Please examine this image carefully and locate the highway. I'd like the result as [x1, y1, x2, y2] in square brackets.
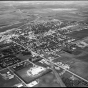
[11, 39, 88, 83]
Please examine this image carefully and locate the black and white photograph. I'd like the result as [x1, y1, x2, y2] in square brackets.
[0, 0, 88, 87]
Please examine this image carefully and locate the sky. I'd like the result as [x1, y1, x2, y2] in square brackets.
[0, 1, 88, 6]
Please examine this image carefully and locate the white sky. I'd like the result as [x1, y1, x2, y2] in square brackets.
[1, 1, 88, 6]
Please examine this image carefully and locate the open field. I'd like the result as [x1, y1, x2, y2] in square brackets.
[0, 1, 88, 87]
